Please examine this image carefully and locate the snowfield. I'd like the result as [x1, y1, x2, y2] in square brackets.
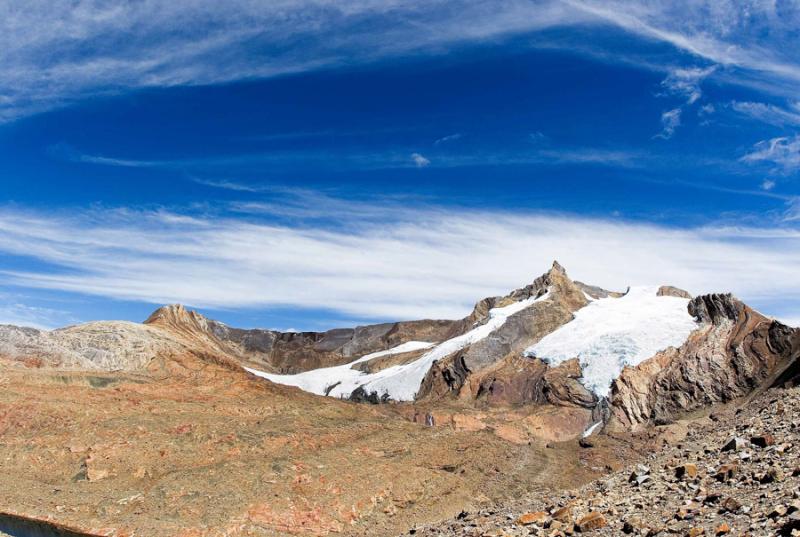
[524, 286, 698, 397]
[246, 292, 549, 401]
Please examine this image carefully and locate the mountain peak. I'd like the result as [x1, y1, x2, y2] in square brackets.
[550, 259, 566, 274]
[144, 303, 210, 330]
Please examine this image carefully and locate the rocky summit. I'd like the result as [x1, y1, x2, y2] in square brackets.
[0, 262, 797, 536]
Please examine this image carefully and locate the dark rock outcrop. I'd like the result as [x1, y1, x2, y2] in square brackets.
[687, 293, 743, 324]
[348, 386, 390, 404]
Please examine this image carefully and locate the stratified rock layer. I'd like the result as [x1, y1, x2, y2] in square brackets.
[610, 294, 800, 430]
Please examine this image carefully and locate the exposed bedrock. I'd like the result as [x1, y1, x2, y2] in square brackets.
[0, 321, 182, 371]
[687, 292, 743, 324]
[145, 303, 458, 373]
[418, 351, 599, 410]
[609, 294, 800, 431]
[657, 285, 692, 299]
[416, 262, 598, 404]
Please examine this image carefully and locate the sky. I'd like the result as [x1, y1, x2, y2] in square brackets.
[1, 0, 799, 330]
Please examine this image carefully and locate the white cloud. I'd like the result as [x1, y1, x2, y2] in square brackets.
[785, 198, 800, 222]
[730, 101, 800, 127]
[434, 133, 462, 145]
[410, 153, 431, 167]
[529, 131, 547, 143]
[565, 0, 800, 90]
[66, 144, 645, 172]
[661, 66, 715, 105]
[741, 135, 800, 172]
[192, 178, 275, 193]
[698, 103, 715, 116]
[2, 0, 800, 121]
[535, 148, 641, 167]
[779, 317, 800, 328]
[0, 297, 73, 330]
[0, 202, 798, 323]
[761, 179, 776, 191]
[654, 66, 713, 135]
[656, 108, 682, 139]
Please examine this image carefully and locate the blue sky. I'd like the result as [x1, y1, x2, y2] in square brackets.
[1, 1, 799, 330]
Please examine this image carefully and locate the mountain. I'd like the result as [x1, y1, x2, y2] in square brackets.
[0, 262, 797, 536]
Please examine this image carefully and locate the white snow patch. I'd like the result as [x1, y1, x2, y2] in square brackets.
[525, 286, 698, 397]
[582, 421, 602, 438]
[246, 292, 549, 401]
[347, 340, 435, 365]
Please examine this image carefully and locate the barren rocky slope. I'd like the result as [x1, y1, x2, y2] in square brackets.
[0, 347, 635, 537]
[409, 385, 800, 536]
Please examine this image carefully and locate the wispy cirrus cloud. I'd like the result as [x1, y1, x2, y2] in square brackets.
[730, 101, 800, 128]
[656, 108, 682, 139]
[57, 143, 650, 172]
[0, 293, 75, 330]
[3, 1, 800, 122]
[534, 148, 641, 167]
[660, 66, 715, 105]
[652, 65, 714, 137]
[785, 198, 800, 222]
[434, 133, 463, 145]
[191, 178, 273, 193]
[0, 197, 798, 324]
[741, 135, 800, 173]
[564, 0, 800, 91]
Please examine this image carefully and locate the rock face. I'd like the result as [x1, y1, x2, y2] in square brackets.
[609, 294, 800, 430]
[417, 262, 596, 405]
[0, 321, 182, 371]
[145, 304, 458, 374]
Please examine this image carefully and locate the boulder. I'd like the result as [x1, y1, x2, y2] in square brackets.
[721, 437, 747, 452]
[750, 434, 775, 448]
[675, 463, 698, 480]
[576, 511, 607, 531]
[516, 511, 548, 526]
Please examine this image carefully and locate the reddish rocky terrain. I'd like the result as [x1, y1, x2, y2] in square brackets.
[0, 349, 633, 536]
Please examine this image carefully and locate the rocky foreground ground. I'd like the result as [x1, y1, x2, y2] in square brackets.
[408, 386, 800, 537]
[0, 354, 638, 537]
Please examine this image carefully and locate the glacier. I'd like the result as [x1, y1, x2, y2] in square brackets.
[524, 286, 698, 397]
